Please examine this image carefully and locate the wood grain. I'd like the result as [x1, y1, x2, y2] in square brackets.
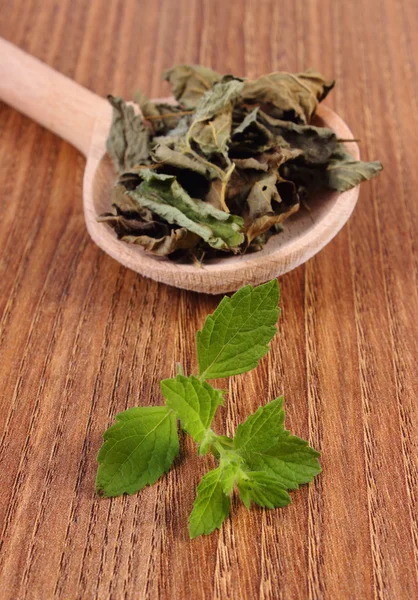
[0, 0, 416, 598]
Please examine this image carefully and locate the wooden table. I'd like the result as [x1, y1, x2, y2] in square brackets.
[0, 1, 417, 598]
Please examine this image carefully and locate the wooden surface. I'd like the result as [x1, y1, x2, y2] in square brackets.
[0, 0, 417, 598]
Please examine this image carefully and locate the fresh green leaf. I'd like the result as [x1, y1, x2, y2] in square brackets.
[106, 95, 150, 173]
[96, 279, 323, 539]
[164, 64, 222, 108]
[236, 431, 321, 490]
[129, 170, 244, 250]
[197, 279, 280, 379]
[219, 461, 242, 495]
[189, 468, 230, 538]
[160, 375, 224, 448]
[237, 471, 291, 509]
[96, 406, 179, 497]
[234, 397, 286, 451]
[234, 396, 321, 489]
[234, 397, 321, 489]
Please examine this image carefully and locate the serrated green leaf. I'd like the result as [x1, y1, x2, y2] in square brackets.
[237, 471, 291, 509]
[210, 435, 234, 459]
[234, 396, 321, 489]
[128, 170, 244, 251]
[96, 406, 179, 497]
[234, 397, 285, 451]
[160, 375, 224, 447]
[237, 431, 321, 490]
[219, 461, 241, 495]
[189, 468, 230, 538]
[197, 279, 280, 379]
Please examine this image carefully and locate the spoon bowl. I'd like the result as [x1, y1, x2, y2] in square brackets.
[85, 103, 359, 293]
[1, 38, 360, 294]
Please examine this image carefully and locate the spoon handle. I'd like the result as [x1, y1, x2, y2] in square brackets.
[0, 37, 109, 156]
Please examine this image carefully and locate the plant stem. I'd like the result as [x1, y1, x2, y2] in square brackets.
[176, 363, 184, 375]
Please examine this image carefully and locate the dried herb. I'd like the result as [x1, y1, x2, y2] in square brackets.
[96, 280, 321, 538]
[241, 70, 335, 124]
[100, 65, 383, 259]
[106, 95, 151, 172]
[163, 64, 222, 108]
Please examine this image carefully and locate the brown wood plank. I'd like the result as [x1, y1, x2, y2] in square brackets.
[0, 1, 417, 598]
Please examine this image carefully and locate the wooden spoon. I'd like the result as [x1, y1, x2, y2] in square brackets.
[0, 38, 360, 294]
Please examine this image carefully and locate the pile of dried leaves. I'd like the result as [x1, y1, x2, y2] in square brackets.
[100, 65, 382, 260]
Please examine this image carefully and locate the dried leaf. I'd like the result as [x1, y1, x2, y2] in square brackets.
[233, 157, 270, 172]
[191, 109, 232, 157]
[230, 109, 275, 155]
[187, 79, 244, 158]
[233, 107, 260, 135]
[245, 173, 300, 243]
[98, 186, 200, 256]
[102, 65, 382, 261]
[325, 147, 383, 191]
[242, 69, 335, 124]
[281, 145, 383, 193]
[164, 65, 222, 108]
[247, 173, 281, 214]
[192, 78, 244, 125]
[129, 170, 244, 251]
[258, 112, 338, 164]
[98, 185, 164, 235]
[234, 148, 303, 172]
[121, 227, 199, 256]
[246, 203, 300, 244]
[151, 138, 217, 179]
[134, 90, 189, 133]
[106, 95, 150, 173]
